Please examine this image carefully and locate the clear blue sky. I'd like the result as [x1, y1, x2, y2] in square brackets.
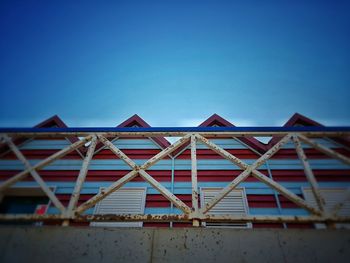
[0, 0, 349, 127]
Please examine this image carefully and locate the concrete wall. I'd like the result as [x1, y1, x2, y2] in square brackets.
[0, 227, 349, 263]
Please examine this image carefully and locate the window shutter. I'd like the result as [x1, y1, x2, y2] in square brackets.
[303, 188, 350, 229]
[201, 188, 251, 228]
[91, 188, 146, 227]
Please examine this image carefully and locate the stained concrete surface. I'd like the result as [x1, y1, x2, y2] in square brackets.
[0, 227, 349, 263]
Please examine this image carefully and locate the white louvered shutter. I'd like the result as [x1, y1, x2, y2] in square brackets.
[303, 188, 350, 229]
[201, 188, 251, 228]
[91, 188, 146, 227]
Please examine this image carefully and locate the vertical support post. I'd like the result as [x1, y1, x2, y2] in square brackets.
[292, 135, 325, 212]
[62, 136, 98, 226]
[191, 134, 200, 227]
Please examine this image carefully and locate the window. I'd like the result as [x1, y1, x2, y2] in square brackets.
[91, 187, 146, 227]
[0, 187, 49, 225]
[200, 188, 251, 228]
[0, 187, 49, 215]
[303, 188, 350, 229]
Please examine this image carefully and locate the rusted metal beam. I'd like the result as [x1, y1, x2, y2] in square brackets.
[1, 213, 350, 224]
[67, 136, 98, 214]
[298, 134, 350, 166]
[2, 135, 66, 214]
[250, 170, 321, 215]
[292, 135, 325, 211]
[1, 131, 349, 138]
[76, 135, 193, 215]
[75, 170, 139, 214]
[138, 169, 192, 214]
[141, 134, 191, 169]
[190, 135, 200, 226]
[0, 135, 92, 193]
[197, 134, 321, 215]
[97, 135, 137, 169]
[197, 134, 292, 214]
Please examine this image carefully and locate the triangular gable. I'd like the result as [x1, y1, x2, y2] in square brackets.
[173, 114, 267, 156]
[0, 115, 82, 156]
[94, 114, 171, 153]
[267, 113, 350, 148]
[282, 113, 323, 127]
[267, 113, 322, 148]
[199, 114, 267, 153]
[34, 115, 69, 128]
[117, 114, 170, 149]
[34, 115, 81, 147]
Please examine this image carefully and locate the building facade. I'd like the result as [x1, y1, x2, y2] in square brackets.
[0, 113, 349, 228]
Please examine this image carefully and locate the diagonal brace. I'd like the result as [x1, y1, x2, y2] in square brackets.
[0, 135, 92, 193]
[292, 134, 325, 211]
[67, 136, 98, 215]
[196, 134, 321, 215]
[76, 135, 192, 214]
[2, 135, 66, 213]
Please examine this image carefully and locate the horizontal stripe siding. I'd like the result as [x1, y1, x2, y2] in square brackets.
[18, 139, 161, 150]
[1, 169, 348, 183]
[111, 139, 161, 149]
[195, 139, 251, 149]
[3, 180, 348, 217]
[0, 159, 348, 170]
[270, 170, 350, 182]
[280, 138, 341, 149]
[272, 148, 350, 159]
[249, 208, 308, 216]
[247, 195, 277, 208]
[12, 138, 348, 154]
[3, 148, 349, 160]
[7, 181, 350, 195]
[0, 170, 173, 182]
[178, 148, 349, 159]
[2, 150, 83, 160]
[138, 194, 279, 209]
[19, 140, 72, 150]
[176, 149, 260, 159]
[93, 149, 166, 159]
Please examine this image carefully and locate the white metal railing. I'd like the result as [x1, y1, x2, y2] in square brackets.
[0, 127, 350, 227]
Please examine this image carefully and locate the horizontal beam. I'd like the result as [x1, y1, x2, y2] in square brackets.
[0, 127, 349, 138]
[1, 126, 350, 133]
[1, 214, 350, 223]
[0, 132, 348, 138]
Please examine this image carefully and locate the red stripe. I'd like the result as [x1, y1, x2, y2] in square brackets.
[176, 149, 260, 159]
[271, 148, 350, 159]
[93, 149, 170, 159]
[175, 170, 269, 182]
[1, 150, 82, 160]
[247, 195, 277, 208]
[271, 170, 350, 182]
[279, 195, 302, 208]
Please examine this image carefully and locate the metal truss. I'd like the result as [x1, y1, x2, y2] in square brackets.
[0, 127, 350, 227]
